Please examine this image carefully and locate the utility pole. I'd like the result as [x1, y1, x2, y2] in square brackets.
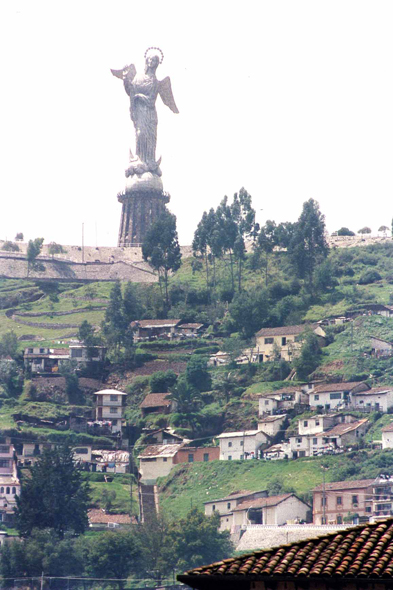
[321, 465, 328, 524]
[82, 222, 85, 263]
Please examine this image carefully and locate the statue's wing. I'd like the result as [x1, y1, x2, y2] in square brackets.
[158, 76, 179, 113]
[110, 64, 136, 81]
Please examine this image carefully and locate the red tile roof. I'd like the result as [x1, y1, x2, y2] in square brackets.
[179, 519, 393, 582]
[313, 381, 368, 393]
[256, 324, 317, 337]
[382, 422, 393, 433]
[88, 509, 132, 524]
[140, 393, 171, 408]
[312, 478, 374, 492]
[232, 493, 304, 512]
[323, 418, 368, 437]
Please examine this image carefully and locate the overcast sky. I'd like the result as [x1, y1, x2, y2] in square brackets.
[1, 0, 393, 247]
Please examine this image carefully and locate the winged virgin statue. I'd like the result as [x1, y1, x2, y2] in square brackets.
[111, 47, 178, 178]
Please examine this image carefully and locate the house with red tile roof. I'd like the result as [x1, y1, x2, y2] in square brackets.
[289, 418, 369, 458]
[88, 509, 134, 529]
[231, 493, 311, 528]
[131, 319, 181, 341]
[350, 386, 393, 413]
[139, 393, 175, 417]
[309, 381, 369, 410]
[312, 478, 374, 525]
[178, 519, 393, 589]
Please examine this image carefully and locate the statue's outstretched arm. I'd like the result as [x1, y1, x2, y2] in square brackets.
[158, 77, 179, 114]
[111, 64, 137, 96]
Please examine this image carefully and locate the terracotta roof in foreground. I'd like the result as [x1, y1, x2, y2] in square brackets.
[179, 519, 393, 582]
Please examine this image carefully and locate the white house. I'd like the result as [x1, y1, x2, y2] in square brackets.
[138, 444, 182, 483]
[382, 423, 393, 449]
[289, 418, 369, 458]
[309, 382, 369, 410]
[350, 387, 393, 413]
[257, 415, 286, 437]
[94, 389, 127, 433]
[69, 344, 106, 365]
[216, 430, 271, 460]
[204, 490, 268, 531]
[258, 388, 307, 416]
[231, 493, 311, 527]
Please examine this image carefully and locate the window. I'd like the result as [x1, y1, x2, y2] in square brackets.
[110, 407, 118, 414]
[352, 495, 358, 505]
[228, 456, 232, 461]
[304, 421, 308, 427]
[11, 487, 15, 494]
[240, 455, 244, 460]
[321, 497, 327, 507]
[0, 446, 9, 454]
[315, 421, 320, 426]
[72, 349, 83, 358]
[314, 395, 319, 401]
[281, 337, 287, 346]
[212, 505, 215, 511]
[203, 453, 209, 462]
[110, 395, 118, 402]
[296, 438, 302, 443]
[337, 515, 343, 524]
[39, 348, 45, 354]
[240, 441, 244, 446]
[337, 496, 342, 505]
[265, 400, 269, 405]
[227, 502, 231, 509]
[228, 442, 232, 447]
[6, 488, 9, 495]
[313, 438, 318, 445]
[73, 448, 88, 455]
[28, 348, 33, 354]
[163, 457, 167, 462]
[365, 506, 371, 513]
[112, 419, 118, 425]
[264, 338, 274, 344]
[0, 460, 9, 468]
[188, 454, 194, 463]
[321, 517, 326, 524]
[0, 488, 3, 494]
[330, 392, 342, 400]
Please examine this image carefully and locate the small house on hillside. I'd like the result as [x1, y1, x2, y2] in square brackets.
[216, 430, 271, 460]
[138, 443, 218, 483]
[141, 427, 187, 445]
[24, 347, 69, 374]
[289, 418, 369, 458]
[69, 344, 106, 365]
[350, 386, 393, 413]
[309, 381, 369, 410]
[371, 336, 393, 357]
[258, 388, 308, 415]
[131, 319, 181, 341]
[88, 509, 133, 530]
[382, 423, 393, 449]
[204, 490, 268, 523]
[230, 493, 311, 527]
[254, 324, 326, 363]
[257, 414, 286, 437]
[176, 323, 204, 336]
[139, 393, 175, 417]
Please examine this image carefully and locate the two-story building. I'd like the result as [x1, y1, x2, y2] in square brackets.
[257, 415, 287, 437]
[350, 386, 393, 413]
[258, 388, 308, 415]
[216, 430, 271, 460]
[309, 381, 369, 410]
[312, 479, 374, 525]
[381, 422, 393, 449]
[231, 493, 311, 527]
[93, 389, 127, 433]
[204, 490, 268, 530]
[254, 324, 326, 363]
[69, 344, 106, 366]
[138, 443, 219, 483]
[24, 347, 69, 374]
[0, 438, 20, 524]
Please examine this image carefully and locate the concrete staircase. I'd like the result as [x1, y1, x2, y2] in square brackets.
[139, 482, 158, 523]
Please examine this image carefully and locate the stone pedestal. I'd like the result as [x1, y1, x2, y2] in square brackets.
[117, 170, 170, 247]
[117, 190, 170, 247]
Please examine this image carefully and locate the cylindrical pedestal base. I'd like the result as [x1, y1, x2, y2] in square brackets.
[117, 190, 170, 247]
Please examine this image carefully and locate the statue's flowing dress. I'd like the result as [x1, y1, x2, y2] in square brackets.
[126, 72, 159, 164]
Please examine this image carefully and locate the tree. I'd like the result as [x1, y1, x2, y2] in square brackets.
[26, 237, 44, 275]
[337, 227, 355, 236]
[78, 320, 98, 347]
[101, 488, 116, 513]
[289, 199, 328, 287]
[228, 288, 269, 339]
[293, 332, 323, 380]
[379, 225, 389, 236]
[48, 242, 66, 258]
[253, 220, 277, 285]
[186, 355, 211, 392]
[135, 514, 176, 582]
[171, 508, 233, 572]
[2, 241, 19, 252]
[168, 375, 202, 431]
[59, 360, 81, 403]
[83, 530, 140, 585]
[358, 227, 371, 234]
[14, 232, 24, 241]
[102, 281, 128, 351]
[15, 446, 90, 538]
[142, 211, 182, 310]
[150, 369, 177, 393]
[0, 331, 18, 360]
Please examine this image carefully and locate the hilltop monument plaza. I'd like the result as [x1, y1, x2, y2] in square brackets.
[111, 47, 179, 247]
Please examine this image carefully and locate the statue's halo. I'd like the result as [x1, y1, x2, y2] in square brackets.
[144, 46, 164, 64]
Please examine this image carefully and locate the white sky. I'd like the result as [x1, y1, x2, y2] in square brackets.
[1, 0, 393, 247]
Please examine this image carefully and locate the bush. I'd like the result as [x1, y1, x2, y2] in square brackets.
[193, 346, 219, 355]
[358, 270, 382, 285]
[2, 241, 20, 252]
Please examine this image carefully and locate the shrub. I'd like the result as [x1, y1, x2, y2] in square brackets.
[2, 241, 19, 252]
[337, 227, 355, 236]
[193, 346, 219, 355]
[358, 270, 382, 285]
